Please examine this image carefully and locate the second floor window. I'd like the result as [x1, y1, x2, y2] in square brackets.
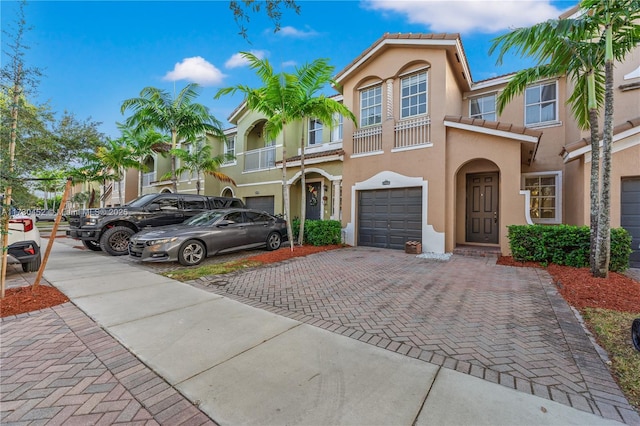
[525, 82, 557, 126]
[469, 94, 496, 121]
[224, 136, 235, 163]
[360, 85, 382, 127]
[331, 113, 343, 142]
[401, 71, 428, 119]
[309, 119, 323, 145]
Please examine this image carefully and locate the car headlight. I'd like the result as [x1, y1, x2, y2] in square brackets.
[146, 237, 178, 246]
[84, 214, 100, 225]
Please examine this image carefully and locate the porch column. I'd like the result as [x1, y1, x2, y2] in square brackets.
[332, 179, 341, 220]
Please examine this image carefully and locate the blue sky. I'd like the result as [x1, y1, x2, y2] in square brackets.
[2, 0, 579, 138]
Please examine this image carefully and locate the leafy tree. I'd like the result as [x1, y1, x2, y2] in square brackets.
[489, 0, 639, 277]
[291, 58, 355, 244]
[216, 53, 300, 249]
[117, 123, 170, 196]
[94, 138, 138, 206]
[121, 84, 225, 193]
[229, 0, 300, 39]
[168, 137, 235, 195]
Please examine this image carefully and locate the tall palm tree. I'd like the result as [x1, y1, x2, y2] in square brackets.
[121, 84, 225, 192]
[216, 53, 302, 250]
[489, 0, 639, 277]
[117, 123, 170, 196]
[168, 136, 236, 195]
[292, 59, 356, 244]
[95, 138, 138, 206]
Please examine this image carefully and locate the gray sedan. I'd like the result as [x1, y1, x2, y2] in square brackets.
[128, 208, 286, 266]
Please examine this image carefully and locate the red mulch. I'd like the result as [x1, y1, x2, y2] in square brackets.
[245, 244, 345, 263]
[499, 256, 640, 314]
[1, 286, 69, 318]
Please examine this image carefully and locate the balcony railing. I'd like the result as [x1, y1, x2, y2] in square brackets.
[353, 125, 382, 154]
[244, 145, 276, 172]
[142, 172, 156, 187]
[394, 116, 430, 149]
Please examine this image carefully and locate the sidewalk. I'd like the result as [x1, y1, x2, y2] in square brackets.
[1, 239, 633, 425]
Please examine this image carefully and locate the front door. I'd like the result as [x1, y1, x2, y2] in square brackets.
[306, 182, 322, 220]
[466, 173, 499, 244]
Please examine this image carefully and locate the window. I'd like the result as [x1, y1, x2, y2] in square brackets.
[224, 136, 235, 163]
[331, 113, 343, 142]
[469, 94, 496, 120]
[525, 82, 557, 126]
[182, 195, 206, 210]
[360, 85, 382, 127]
[401, 71, 428, 119]
[523, 172, 562, 223]
[309, 119, 323, 145]
[156, 196, 179, 210]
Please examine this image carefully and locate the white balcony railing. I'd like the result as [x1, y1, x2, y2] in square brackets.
[394, 116, 430, 149]
[244, 145, 276, 172]
[142, 171, 156, 187]
[353, 125, 382, 154]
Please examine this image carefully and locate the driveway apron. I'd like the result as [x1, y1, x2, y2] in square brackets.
[189, 246, 639, 423]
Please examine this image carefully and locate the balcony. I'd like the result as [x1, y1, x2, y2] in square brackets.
[353, 125, 382, 154]
[142, 172, 156, 187]
[394, 116, 430, 149]
[244, 145, 276, 172]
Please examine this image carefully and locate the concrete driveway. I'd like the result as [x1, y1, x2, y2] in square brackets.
[183, 246, 638, 422]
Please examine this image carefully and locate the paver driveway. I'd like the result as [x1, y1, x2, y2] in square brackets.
[187, 246, 638, 423]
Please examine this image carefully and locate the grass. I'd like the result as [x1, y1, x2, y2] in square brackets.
[581, 308, 640, 411]
[162, 259, 263, 281]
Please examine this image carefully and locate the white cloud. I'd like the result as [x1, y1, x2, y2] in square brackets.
[362, 0, 569, 33]
[225, 50, 268, 69]
[277, 25, 319, 38]
[163, 56, 225, 86]
[281, 60, 297, 68]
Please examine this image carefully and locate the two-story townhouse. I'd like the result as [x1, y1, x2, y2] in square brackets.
[214, 98, 346, 222]
[335, 32, 639, 265]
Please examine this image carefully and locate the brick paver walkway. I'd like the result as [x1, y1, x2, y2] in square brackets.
[189, 246, 640, 424]
[1, 301, 215, 425]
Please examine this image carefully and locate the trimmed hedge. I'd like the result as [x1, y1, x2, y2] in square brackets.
[507, 224, 632, 272]
[291, 218, 342, 246]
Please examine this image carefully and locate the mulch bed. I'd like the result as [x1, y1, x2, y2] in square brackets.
[498, 256, 640, 313]
[1, 286, 69, 318]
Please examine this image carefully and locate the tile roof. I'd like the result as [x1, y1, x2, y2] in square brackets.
[278, 148, 345, 164]
[443, 115, 543, 139]
[560, 116, 640, 156]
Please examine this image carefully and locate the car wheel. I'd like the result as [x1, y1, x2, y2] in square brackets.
[632, 318, 640, 352]
[178, 240, 206, 266]
[100, 226, 135, 256]
[82, 239, 102, 251]
[22, 254, 41, 273]
[266, 232, 282, 251]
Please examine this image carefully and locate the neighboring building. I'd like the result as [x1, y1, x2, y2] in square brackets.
[121, 28, 639, 266]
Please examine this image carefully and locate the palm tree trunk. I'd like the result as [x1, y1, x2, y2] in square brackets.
[138, 167, 143, 197]
[588, 106, 600, 275]
[282, 128, 294, 251]
[118, 174, 124, 206]
[171, 129, 178, 193]
[298, 129, 307, 245]
[595, 59, 614, 278]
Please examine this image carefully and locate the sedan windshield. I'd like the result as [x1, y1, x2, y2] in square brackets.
[184, 211, 226, 226]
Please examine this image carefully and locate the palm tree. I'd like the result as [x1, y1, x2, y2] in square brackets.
[292, 59, 356, 244]
[94, 138, 138, 206]
[121, 84, 225, 192]
[117, 123, 170, 196]
[489, 0, 639, 277]
[168, 136, 235, 195]
[216, 53, 302, 250]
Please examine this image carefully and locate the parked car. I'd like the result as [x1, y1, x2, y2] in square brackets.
[66, 193, 245, 256]
[128, 208, 286, 266]
[35, 209, 67, 222]
[1, 198, 42, 272]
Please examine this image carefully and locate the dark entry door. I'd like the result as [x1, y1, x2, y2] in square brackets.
[621, 177, 640, 268]
[306, 182, 322, 220]
[466, 173, 499, 244]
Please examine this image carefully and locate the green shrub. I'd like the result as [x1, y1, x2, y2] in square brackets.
[507, 224, 631, 272]
[290, 218, 342, 246]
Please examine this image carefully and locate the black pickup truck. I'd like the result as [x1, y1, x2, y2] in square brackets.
[66, 193, 244, 256]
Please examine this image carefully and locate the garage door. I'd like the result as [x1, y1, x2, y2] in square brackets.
[621, 177, 640, 268]
[358, 187, 422, 250]
[245, 196, 275, 214]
